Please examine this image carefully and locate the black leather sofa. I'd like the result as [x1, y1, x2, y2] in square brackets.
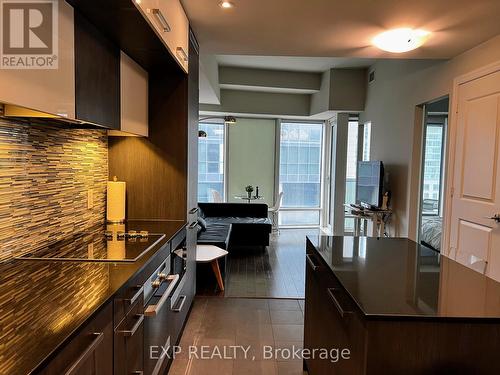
[197, 203, 272, 250]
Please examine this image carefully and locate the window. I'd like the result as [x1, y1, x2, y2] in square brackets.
[421, 124, 444, 216]
[362, 122, 371, 162]
[279, 122, 323, 226]
[344, 120, 359, 232]
[198, 122, 225, 202]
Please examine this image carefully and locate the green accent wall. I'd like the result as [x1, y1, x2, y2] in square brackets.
[227, 118, 276, 207]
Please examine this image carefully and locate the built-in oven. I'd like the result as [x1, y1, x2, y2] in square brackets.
[143, 241, 187, 375]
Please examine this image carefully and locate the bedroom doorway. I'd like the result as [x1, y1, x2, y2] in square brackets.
[418, 97, 449, 252]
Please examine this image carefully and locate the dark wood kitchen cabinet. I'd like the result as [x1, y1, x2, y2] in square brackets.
[74, 11, 120, 130]
[187, 30, 200, 218]
[39, 302, 113, 375]
[304, 250, 366, 375]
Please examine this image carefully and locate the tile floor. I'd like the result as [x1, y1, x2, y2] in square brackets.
[168, 297, 307, 375]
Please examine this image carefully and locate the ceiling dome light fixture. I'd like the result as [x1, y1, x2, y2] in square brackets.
[373, 28, 431, 53]
[219, 1, 234, 9]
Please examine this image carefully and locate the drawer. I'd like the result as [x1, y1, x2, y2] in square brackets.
[114, 295, 144, 375]
[39, 302, 113, 375]
[114, 281, 144, 328]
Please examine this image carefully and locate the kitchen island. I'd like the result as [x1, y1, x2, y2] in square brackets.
[304, 235, 500, 375]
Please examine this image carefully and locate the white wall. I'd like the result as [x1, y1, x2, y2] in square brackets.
[360, 35, 500, 238]
[199, 54, 221, 105]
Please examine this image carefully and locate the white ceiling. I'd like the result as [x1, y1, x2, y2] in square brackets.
[182, 0, 500, 59]
[216, 55, 375, 72]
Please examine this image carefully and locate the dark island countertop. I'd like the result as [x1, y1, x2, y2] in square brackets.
[306, 235, 500, 320]
[0, 220, 186, 375]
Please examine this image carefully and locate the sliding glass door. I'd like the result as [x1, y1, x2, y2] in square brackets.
[198, 122, 225, 202]
[278, 122, 324, 226]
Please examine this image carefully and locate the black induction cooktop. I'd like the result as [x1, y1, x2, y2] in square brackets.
[15, 226, 166, 263]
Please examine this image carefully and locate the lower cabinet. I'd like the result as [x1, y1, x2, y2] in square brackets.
[304, 246, 366, 375]
[39, 302, 113, 375]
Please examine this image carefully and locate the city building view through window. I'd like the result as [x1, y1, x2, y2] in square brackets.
[279, 122, 323, 226]
[422, 124, 445, 216]
[198, 122, 225, 202]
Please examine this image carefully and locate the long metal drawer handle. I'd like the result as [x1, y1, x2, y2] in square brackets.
[172, 295, 187, 313]
[327, 288, 353, 318]
[151, 9, 171, 32]
[117, 314, 144, 337]
[144, 274, 179, 316]
[189, 207, 199, 214]
[188, 221, 198, 229]
[306, 254, 319, 271]
[176, 47, 188, 62]
[125, 286, 144, 306]
[64, 332, 104, 375]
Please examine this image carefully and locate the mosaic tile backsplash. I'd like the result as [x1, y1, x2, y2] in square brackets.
[0, 118, 108, 262]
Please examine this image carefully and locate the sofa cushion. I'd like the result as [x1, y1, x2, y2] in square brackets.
[197, 222, 231, 250]
[197, 216, 207, 232]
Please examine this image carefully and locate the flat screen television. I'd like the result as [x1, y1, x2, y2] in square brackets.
[356, 161, 384, 209]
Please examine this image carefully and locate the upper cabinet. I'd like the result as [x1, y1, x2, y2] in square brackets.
[110, 52, 148, 137]
[74, 11, 120, 129]
[0, 0, 187, 131]
[134, 0, 189, 73]
[0, 1, 75, 118]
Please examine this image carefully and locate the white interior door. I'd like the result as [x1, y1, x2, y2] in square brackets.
[449, 68, 500, 281]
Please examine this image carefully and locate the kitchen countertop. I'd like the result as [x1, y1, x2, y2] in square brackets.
[307, 235, 500, 320]
[0, 220, 186, 375]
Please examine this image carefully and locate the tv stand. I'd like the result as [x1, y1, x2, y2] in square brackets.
[345, 204, 393, 237]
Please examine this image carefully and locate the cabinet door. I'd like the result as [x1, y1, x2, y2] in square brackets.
[169, 226, 196, 346]
[304, 252, 326, 375]
[134, 0, 189, 73]
[40, 303, 113, 375]
[74, 11, 120, 129]
[320, 285, 365, 375]
[161, 0, 189, 72]
[0, 1, 75, 118]
[187, 31, 199, 217]
[304, 247, 366, 375]
[115, 51, 148, 137]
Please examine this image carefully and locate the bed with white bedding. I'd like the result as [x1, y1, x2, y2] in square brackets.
[420, 217, 442, 252]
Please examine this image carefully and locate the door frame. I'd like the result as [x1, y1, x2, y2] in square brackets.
[442, 60, 500, 258]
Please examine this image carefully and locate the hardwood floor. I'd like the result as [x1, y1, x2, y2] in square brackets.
[169, 297, 307, 375]
[223, 229, 320, 299]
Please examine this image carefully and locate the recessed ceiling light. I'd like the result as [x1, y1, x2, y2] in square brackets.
[219, 1, 234, 9]
[373, 28, 431, 53]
